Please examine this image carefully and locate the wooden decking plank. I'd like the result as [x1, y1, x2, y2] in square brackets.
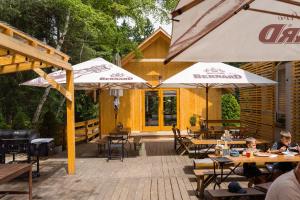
[164, 178, 174, 200]
[142, 178, 151, 200]
[111, 178, 126, 200]
[157, 177, 166, 200]
[170, 177, 182, 200]
[177, 177, 191, 200]
[134, 178, 146, 200]
[182, 177, 198, 200]
[150, 178, 158, 200]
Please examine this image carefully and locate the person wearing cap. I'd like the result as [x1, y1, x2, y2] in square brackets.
[268, 130, 300, 173]
[265, 162, 300, 200]
[242, 137, 265, 186]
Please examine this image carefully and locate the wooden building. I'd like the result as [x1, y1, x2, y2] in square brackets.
[240, 62, 300, 144]
[100, 28, 222, 134]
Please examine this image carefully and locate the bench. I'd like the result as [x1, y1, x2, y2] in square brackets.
[0, 164, 32, 200]
[204, 188, 265, 200]
[194, 169, 245, 198]
[194, 166, 271, 198]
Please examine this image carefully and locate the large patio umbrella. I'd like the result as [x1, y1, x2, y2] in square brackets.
[22, 57, 147, 90]
[160, 62, 276, 129]
[165, 0, 300, 63]
[22, 57, 148, 137]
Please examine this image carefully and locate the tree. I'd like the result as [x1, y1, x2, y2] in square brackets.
[0, 0, 178, 127]
[221, 94, 240, 126]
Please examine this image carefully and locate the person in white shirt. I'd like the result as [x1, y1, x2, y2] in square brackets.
[265, 162, 300, 200]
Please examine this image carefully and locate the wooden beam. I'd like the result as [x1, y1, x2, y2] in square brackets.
[0, 61, 48, 74]
[0, 54, 27, 65]
[98, 90, 101, 139]
[33, 68, 72, 101]
[0, 22, 69, 60]
[0, 33, 72, 71]
[66, 69, 75, 175]
[130, 58, 166, 63]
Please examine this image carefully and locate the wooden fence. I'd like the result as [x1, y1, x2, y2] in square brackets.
[240, 62, 276, 141]
[75, 118, 99, 143]
[292, 62, 300, 143]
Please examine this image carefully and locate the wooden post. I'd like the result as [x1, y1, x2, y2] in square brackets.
[98, 89, 101, 139]
[205, 86, 209, 130]
[66, 70, 75, 175]
[85, 120, 89, 143]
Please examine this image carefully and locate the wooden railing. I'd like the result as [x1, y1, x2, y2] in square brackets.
[75, 118, 99, 143]
[205, 119, 241, 124]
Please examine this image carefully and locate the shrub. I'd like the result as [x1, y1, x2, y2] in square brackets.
[189, 114, 197, 126]
[39, 111, 62, 146]
[0, 112, 9, 129]
[221, 94, 240, 126]
[12, 110, 31, 129]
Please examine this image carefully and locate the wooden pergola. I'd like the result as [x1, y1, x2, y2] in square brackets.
[0, 22, 76, 174]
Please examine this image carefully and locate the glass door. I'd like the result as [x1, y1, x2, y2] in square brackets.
[143, 89, 179, 131]
[144, 91, 159, 130]
[162, 90, 177, 128]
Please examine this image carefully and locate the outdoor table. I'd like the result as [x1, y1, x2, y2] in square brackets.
[191, 139, 269, 158]
[208, 154, 300, 188]
[0, 163, 32, 200]
[30, 138, 54, 177]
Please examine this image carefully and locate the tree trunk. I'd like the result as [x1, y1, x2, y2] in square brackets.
[56, 98, 66, 118]
[32, 86, 51, 124]
[32, 9, 71, 124]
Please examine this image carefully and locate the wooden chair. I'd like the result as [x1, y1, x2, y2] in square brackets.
[175, 128, 191, 155]
[172, 127, 180, 152]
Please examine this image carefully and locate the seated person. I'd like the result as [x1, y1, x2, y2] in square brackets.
[268, 131, 300, 173]
[242, 137, 265, 186]
[266, 162, 300, 200]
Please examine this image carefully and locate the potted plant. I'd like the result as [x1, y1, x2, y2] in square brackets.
[189, 114, 197, 126]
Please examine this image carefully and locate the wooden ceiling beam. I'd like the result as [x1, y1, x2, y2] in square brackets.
[0, 54, 28, 65]
[0, 32, 72, 71]
[0, 23, 69, 61]
[33, 68, 72, 101]
[0, 61, 48, 74]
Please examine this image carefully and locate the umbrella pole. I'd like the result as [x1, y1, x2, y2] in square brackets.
[98, 89, 101, 139]
[206, 87, 209, 130]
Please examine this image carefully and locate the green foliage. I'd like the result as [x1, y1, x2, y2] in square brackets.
[39, 111, 62, 146]
[221, 94, 240, 126]
[189, 114, 197, 126]
[0, 0, 177, 128]
[12, 110, 31, 129]
[0, 112, 9, 129]
[75, 92, 98, 122]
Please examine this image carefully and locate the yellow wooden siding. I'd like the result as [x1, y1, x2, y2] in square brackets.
[240, 62, 276, 141]
[292, 62, 300, 144]
[100, 29, 222, 134]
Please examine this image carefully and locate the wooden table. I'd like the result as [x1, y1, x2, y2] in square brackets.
[190, 139, 269, 158]
[208, 154, 300, 188]
[190, 139, 269, 145]
[0, 164, 32, 200]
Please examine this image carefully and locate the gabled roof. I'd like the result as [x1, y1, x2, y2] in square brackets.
[121, 27, 171, 66]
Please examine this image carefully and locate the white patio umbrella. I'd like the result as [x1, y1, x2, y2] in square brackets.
[22, 57, 148, 138]
[22, 57, 147, 90]
[165, 0, 300, 63]
[160, 62, 277, 128]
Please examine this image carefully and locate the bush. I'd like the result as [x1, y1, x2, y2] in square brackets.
[221, 94, 240, 126]
[0, 112, 9, 129]
[189, 114, 197, 126]
[39, 111, 62, 146]
[12, 110, 31, 129]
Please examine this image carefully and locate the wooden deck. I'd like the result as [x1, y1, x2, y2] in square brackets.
[0, 139, 234, 200]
